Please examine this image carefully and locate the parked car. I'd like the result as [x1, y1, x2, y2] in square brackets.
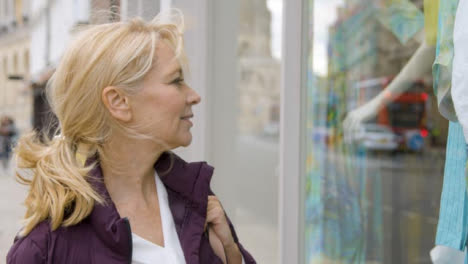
[353, 124, 399, 151]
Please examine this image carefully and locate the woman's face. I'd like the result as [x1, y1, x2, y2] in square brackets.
[130, 42, 201, 149]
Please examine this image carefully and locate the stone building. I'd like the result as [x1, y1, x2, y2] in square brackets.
[238, 0, 281, 137]
[0, 0, 31, 134]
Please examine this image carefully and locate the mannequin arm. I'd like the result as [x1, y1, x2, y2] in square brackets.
[343, 41, 436, 136]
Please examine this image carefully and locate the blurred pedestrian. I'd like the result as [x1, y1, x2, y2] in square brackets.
[0, 116, 17, 169]
[6, 9, 255, 264]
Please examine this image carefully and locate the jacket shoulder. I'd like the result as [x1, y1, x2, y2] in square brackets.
[158, 151, 215, 202]
[7, 222, 50, 264]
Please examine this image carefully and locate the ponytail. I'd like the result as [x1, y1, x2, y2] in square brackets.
[15, 132, 103, 237]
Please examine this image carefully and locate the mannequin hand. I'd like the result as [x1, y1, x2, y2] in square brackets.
[430, 245, 465, 264]
[343, 97, 383, 142]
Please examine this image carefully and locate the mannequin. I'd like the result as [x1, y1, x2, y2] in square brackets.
[343, 0, 468, 263]
[432, 0, 468, 262]
[343, 0, 440, 135]
[343, 39, 435, 134]
[451, 0, 468, 141]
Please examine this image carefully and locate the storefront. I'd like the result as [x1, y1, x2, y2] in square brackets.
[165, 0, 450, 263]
[304, 0, 450, 263]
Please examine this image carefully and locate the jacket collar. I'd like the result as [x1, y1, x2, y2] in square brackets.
[87, 151, 205, 201]
[154, 152, 213, 204]
[86, 161, 131, 256]
[85, 152, 214, 255]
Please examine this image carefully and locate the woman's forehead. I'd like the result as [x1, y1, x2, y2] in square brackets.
[155, 41, 177, 64]
[154, 57, 182, 77]
[153, 44, 181, 76]
[152, 59, 181, 78]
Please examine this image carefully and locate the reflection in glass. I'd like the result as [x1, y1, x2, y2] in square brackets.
[305, 0, 447, 263]
[216, 0, 282, 263]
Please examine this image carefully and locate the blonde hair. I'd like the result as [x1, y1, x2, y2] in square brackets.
[15, 9, 185, 236]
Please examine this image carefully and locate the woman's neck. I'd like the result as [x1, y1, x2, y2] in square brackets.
[100, 134, 164, 203]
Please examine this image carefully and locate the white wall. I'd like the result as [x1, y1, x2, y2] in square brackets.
[30, 0, 90, 76]
[73, 0, 89, 24]
[29, 10, 45, 76]
[121, 0, 160, 21]
[169, 0, 210, 163]
[30, 0, 46, 19]
[49, 0, 74, 64]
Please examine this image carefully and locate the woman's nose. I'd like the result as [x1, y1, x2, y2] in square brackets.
[187, 85, 201, 105]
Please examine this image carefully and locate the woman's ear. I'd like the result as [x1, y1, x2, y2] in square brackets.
[102, 86, 132, 122]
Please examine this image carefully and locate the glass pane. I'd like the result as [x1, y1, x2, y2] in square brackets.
[304, 0, 450, 263]
[210, 0, 282, 263]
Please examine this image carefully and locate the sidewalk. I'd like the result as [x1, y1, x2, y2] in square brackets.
[0, 164, 27, 262]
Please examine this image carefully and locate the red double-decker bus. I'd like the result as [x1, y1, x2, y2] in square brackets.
[353, 77, 429, 151]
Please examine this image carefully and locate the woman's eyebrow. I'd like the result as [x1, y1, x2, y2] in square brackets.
[166, 67, 182, 78]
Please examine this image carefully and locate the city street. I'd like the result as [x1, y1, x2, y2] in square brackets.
[0, 164, 27, 261]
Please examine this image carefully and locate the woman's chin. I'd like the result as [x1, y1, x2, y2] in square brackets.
[175, 133, 192, 148]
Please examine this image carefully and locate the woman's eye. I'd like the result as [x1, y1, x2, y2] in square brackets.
[171, 77, 184, 87]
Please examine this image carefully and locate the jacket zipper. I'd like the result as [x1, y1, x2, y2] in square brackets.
[123, 217, 133, 264]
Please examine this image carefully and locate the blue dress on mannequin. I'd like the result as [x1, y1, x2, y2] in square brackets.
[435, 122, 468, 260]
[434, 0, 468, 262]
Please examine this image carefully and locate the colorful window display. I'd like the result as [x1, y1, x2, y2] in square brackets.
[304, 0, 451, 263]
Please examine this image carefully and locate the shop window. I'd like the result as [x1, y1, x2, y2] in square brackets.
[304, 0, 447, 263]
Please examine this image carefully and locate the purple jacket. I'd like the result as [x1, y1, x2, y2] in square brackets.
[7, 152, 256, 264]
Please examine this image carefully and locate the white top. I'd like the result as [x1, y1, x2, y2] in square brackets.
[451, 0, 468, 142]
[131, 172, 186, 264]
[131, 172, 246, 264]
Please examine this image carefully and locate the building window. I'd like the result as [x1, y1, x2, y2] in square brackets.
[24, 49, 29, 74]
[13, 52, 17, 73]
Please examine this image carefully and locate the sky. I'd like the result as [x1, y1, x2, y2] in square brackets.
[313, 0, 345, 76]
[267, 0, 344, 76]
[267, 0, 283, 60]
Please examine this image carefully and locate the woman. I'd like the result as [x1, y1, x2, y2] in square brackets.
[7, 10, 255, 264]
